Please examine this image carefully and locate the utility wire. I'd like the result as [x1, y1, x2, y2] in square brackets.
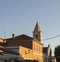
[43, 35, 60, 41]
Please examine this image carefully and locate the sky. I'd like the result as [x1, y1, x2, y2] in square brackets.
[0, 0, 60, 55]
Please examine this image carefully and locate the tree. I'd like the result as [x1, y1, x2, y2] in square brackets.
[54, 45, 60, 62]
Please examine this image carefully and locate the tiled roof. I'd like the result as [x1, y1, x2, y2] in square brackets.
[6, 34, 33, 41]
[3, 34, 33, 49]
[0, 38, 4, 40]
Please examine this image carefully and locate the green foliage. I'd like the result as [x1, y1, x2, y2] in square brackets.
[55, 45, 60, 62]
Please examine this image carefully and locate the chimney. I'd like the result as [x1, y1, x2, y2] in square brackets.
[12, 34, 15, 39]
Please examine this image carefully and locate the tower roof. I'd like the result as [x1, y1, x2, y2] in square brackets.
[34, 22, 41, 32]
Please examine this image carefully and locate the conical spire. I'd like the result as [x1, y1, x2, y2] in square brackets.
[33, 22, 42, 42]
[34, 22, 41, 32]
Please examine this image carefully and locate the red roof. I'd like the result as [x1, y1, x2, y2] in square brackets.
[6, 34, 33, 41]
[4, 34, 33, 49]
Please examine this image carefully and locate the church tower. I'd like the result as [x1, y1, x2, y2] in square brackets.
[33, 22, 42, 43]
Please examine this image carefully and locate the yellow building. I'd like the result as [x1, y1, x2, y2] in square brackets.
[3, 22, 43, 62]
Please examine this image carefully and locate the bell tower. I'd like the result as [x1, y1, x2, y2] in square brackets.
[33, 22, 42, 43]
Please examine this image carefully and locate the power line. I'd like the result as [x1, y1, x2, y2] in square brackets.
[43, 35, 60, 41]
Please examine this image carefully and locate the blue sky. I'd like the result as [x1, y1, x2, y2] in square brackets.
[0, 0, 60, 55]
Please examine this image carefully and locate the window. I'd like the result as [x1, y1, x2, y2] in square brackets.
[36, 35, 38, 38]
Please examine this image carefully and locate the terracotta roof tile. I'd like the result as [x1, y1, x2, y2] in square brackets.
[4, 34, 33, 49]
[6, 34, 33, 40]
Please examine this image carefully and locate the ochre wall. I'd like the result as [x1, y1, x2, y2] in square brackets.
[19, 40, 43, 62]
[32, 40, 43, 62]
